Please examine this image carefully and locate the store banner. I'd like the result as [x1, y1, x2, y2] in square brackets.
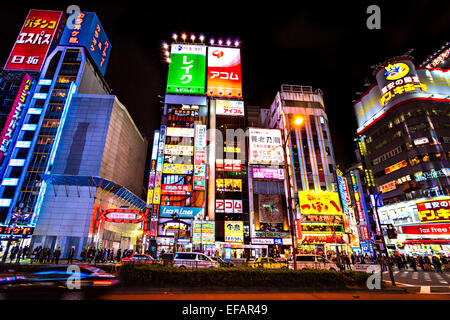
[4, 10, 63, 72]
[166, 44, 206, 95]
[401, 223, 450, 235]
[166, 127, 195, 137]
[207, 47, 242, 98]
[164, 145, 194, 156]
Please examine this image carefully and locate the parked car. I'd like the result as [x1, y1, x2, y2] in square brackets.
[292, 254, 339, 271]
[172, 252, 220, 269]
[210, 257, 234, 267]
[121, 254, 162, 265]
[0, 265, 118, 300]
[249, 257, 289, 269]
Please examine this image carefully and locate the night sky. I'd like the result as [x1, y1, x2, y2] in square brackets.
[1, 0, 449, 170]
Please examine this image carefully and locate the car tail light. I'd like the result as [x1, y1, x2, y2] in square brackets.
[92, 280, 118, 286]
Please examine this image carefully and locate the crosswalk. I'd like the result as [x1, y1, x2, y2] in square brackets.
[382, 269, 450, 294]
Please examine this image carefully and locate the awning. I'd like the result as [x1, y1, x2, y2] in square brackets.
[41, 174, 146, 210]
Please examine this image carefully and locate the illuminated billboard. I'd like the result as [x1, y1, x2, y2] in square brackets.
[252, 167, 284, 180]
[354, 58, 450, 134]
[248, 128, 284, 165]
[193, 221, 215, 244]
[207, 47, 242, 98]
[416, 199, 450, 223]
[166, 44, 206, 95]
[216, 100, 244, 116]
[4, 10, 63, 72]
[298, 191, 342, 215]
[0, 74, 33, 162]
[60, 12, 111, 76]
[224, 221, 244, 242]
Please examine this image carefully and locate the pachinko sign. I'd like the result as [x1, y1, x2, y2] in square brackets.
[298, 191, 342, 215]
[416, 199, 450, 223]
[0, 74, 33, 161]
[4, 10, 63, 71]
[207, 47, 242, 98]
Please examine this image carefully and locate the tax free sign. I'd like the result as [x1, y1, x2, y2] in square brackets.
[166, 44, 206, 95]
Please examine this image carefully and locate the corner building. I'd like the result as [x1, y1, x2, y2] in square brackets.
[354, 55, 450, 256]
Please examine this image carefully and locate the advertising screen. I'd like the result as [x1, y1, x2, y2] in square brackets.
[254, 194, 287, 238]
[207, 47, 242, 98]
[224, 221, 244, 242]
[248, 128, 284, 165]
[4, 10, 63, 72]
[0, 74, 33, 162]
[216, 100, 244, 116]
[166, 44, 206, 95]
[60, 12, 111, 75]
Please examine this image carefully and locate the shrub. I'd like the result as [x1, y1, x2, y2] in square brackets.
[119, 264, 370, 288]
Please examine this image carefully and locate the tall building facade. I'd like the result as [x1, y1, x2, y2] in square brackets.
[261, 84, 351, 258]
[146, 38, 256, 259]
[0, 10, 148, 258]
[353, 54, 450, 256]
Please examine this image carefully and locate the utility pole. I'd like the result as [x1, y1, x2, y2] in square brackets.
[374, 192, 396, 286]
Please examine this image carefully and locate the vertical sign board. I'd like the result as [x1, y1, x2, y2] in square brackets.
[146, 131, 160, 205]
[4, 10, 63, 71]
[150, 126, 166, 237]
[59, 12, 112, 76]
[166, 44, 206, 95]
[0, 74, 33, 162]
[207, 47, 242, 98]
[194, 124, 207, 191]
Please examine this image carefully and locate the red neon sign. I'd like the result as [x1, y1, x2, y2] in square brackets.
[95, 208, 149, 235]
[4, 10, 63, 72]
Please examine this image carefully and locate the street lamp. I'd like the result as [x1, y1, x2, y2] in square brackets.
[279, 116, 304, 270]
[374, 192, 396, 286]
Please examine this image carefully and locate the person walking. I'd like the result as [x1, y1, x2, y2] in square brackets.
[116, 248, 121, 262]
[67, 247, 75, 264]
[9, 246, 17, 263]
[432, 256, 442, 273]
[54, 247, 61, 264]
[15, 247, 23, 264]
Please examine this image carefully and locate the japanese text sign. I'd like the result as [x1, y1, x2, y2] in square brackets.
[4, 10, 63, 71]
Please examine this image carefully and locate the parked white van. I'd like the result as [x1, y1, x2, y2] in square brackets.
[293, 255, 339, 271]
[173, 252, 220, 269]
